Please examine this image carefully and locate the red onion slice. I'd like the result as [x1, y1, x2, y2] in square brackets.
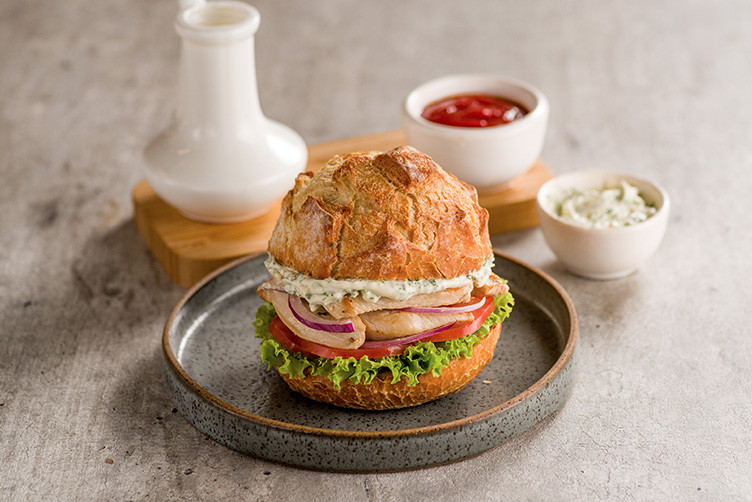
[398, 296, 486, 314]
[359, 322, 456, 349]
[288, 294, 355, 333]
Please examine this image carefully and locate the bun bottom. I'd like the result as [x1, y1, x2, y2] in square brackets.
[278, 323, 502, 410]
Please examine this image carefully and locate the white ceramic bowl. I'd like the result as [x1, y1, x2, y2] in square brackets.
[536, 171, 670, 280]
[403, 74, 549, 192]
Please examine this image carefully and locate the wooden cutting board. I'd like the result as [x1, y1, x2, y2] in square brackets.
[132, 129, 552, 287]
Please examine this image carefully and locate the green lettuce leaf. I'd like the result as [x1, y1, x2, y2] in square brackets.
[253, 291, 514, 389]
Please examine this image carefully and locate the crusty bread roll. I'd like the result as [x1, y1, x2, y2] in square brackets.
[279, 323, 501, 410]
[268, 145, 492, 281]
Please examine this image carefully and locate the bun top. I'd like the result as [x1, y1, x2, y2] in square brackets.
[267, 145, 492, 281]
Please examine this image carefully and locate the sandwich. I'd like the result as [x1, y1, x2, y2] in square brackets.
[253, 145, 513, 409]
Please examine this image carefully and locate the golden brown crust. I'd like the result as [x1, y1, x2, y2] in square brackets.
[267, 146, 492, 281]
[278, 323, 502, 410]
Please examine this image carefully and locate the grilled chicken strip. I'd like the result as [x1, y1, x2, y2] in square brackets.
[472, 273, 509, 297]
[323, 283, 473, 319]
[359, 310, 474, 340]
[257, 278, 474, 319]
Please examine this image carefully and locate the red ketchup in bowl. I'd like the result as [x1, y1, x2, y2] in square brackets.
[421, 94, 527, 128]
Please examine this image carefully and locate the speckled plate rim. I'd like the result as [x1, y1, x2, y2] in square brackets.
[162, 250, 578, 441]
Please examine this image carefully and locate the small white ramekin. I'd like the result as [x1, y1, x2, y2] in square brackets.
[536, 170, 670, 280]
[403, 74, 549, 192]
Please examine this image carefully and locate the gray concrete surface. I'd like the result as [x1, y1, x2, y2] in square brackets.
[1, 0, 751, 499]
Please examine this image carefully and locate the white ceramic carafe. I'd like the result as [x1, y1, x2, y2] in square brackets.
[143, 0, 307, 223]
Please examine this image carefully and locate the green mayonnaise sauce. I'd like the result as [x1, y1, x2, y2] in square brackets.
[557, 180, 657, 229]
[264, 255, 494, 310]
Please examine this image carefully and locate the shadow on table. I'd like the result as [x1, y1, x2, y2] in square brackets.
[74, 219, 253, 466]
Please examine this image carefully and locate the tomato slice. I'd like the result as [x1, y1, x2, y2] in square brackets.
[268, 295, 496, 360]
[421, 295, 495, 343]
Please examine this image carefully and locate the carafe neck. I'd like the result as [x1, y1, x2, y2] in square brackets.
[174, 1, 263, 134]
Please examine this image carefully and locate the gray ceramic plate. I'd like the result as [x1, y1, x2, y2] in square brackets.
[162, 251, 577, 472]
